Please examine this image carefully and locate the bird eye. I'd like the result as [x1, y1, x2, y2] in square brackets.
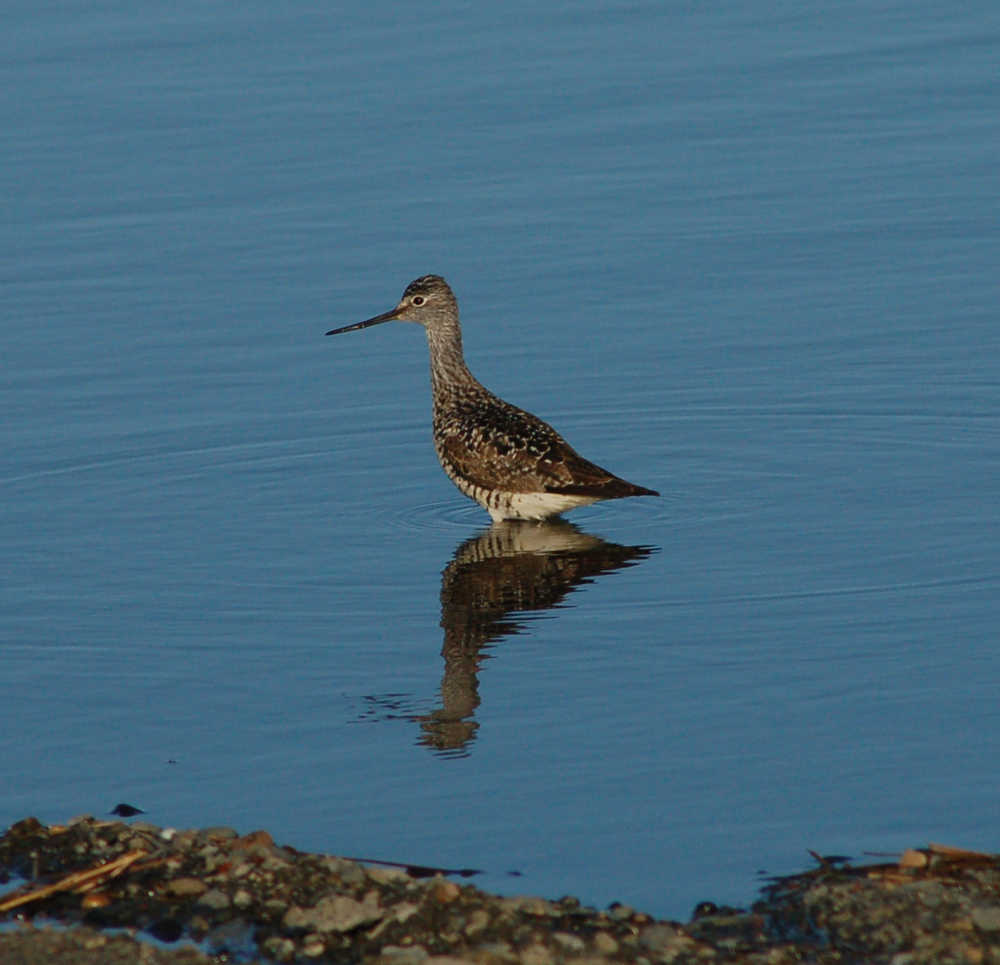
[411, 296, 425, 306]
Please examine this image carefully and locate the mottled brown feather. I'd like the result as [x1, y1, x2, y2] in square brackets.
[434, 391, 658, 499]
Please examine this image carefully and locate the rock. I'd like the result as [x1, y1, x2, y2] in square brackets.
[433, 880, 461, 903]
[552, 931, 585, 952]
[202, 826, 239, 840]
[368, 865, 412, 885]
[262, 935, 296, 961]
[591, 931, 618, 955]
[639, 922, 679, 953]
[302, 935, 326, 957]
[970, 904, 1000, 931]
[166, 877, 208, 897]
[197, 888, 231, 910]
[393, 902, 421, 923]
[519, 943, 554, 965]
[380, 945, 431, 965]
[284, 893, 384, 932]
[607, 903, 634, 921]
[463, 909, 491, 936]
[899, 849, 928, 868]
[232, 887, 254, 909]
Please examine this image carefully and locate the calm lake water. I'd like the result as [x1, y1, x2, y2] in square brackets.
[3, 0, 999, 920]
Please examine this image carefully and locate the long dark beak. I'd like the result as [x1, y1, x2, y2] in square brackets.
[325, 307, 401, 336]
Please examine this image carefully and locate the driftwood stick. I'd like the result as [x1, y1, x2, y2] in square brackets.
[0, 849, 147, 912]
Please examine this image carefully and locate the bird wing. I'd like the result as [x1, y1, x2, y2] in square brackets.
[435, 396, 646, 496]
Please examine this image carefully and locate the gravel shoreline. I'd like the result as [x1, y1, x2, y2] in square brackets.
[2, 816, 999, 964]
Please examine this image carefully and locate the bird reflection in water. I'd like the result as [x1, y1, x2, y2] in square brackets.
[416, 519, 655, 756]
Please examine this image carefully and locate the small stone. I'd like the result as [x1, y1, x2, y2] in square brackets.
[393, 902, 420, 923]
[592, 932, 618, 955]
[202, 826, 239, 840]
[899, 849, 928, 869]
[608, 903, 635, 921]
[197, 888, 231, 910]
[639, 923, 678, 953]
[284, 893, 384, 932]
[238, 829, 274, 847]
[464, 909, 490, 935]
[262, 936, 296, 961]
[971, 905, 1000, 931]
[166, 877, 208, 897]
[128, 821, 160, 835]
[10, 817, 44, 835]
[80, 892, 111, 909]
[381, 947, 430, 965]
[520, 943, 554, 965]
[434, 880, 461, 903]
[501, 896, 556, 917]
[367, 865, 411, 885]
[303, 937, 326, 957]
[553, 932, 585, 952]
[233, 888, 254, 909]
[478, 942, 515, 960]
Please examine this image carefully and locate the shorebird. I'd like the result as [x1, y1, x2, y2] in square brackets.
[325, 275, 658, 521]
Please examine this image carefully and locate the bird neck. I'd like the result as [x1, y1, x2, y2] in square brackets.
[426, 319, 478, 397]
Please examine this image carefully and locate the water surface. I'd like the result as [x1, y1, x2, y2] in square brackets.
[2, 0, 999, 918]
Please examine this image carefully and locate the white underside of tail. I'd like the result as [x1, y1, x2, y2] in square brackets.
[484, 490, 598, 521]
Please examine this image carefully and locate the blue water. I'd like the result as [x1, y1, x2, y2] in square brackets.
[2, 0, 999, 920]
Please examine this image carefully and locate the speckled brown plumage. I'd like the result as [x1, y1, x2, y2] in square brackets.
[326, 275, 658, 521]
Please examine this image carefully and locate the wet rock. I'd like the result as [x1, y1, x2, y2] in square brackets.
[971, 905, 1000, 931]
[166, 877, 208, 897]
[283, 892, 384, 932]
[552, 931, 585, 952]
[261, 935, 296, 961]
[519, 942, 555, 965]
[5, 817, 1000, 965]
[380, 946, 431, 965]
[196, 888, 231, 910]
[434, 879, 461, 903]
[638, 922, 679, 953]
[233, 887, 254, 909]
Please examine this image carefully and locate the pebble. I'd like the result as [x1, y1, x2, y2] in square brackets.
[232, 887, 254, 909]
[380, 944, 431, 964]
[262, 935, 296, 961]
[552, 931, 585, 952]
[519, 943, 554, 965]
[638, 922, 679, 953]
[393, 902, 421, 923]
[166, 877, 208, 897]
[463, 909, 491, 936]
[202, 826, 239, 840]
[971, 905, 1000, 931]
[608, 903, 635, 921]
[283, 893, 384, 932]
[196, 888, 231, 910]
[433, 880, 461, 903]
[302, 936, 326, 957]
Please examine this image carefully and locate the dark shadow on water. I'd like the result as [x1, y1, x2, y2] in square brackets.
[413, 519, 656, 757]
